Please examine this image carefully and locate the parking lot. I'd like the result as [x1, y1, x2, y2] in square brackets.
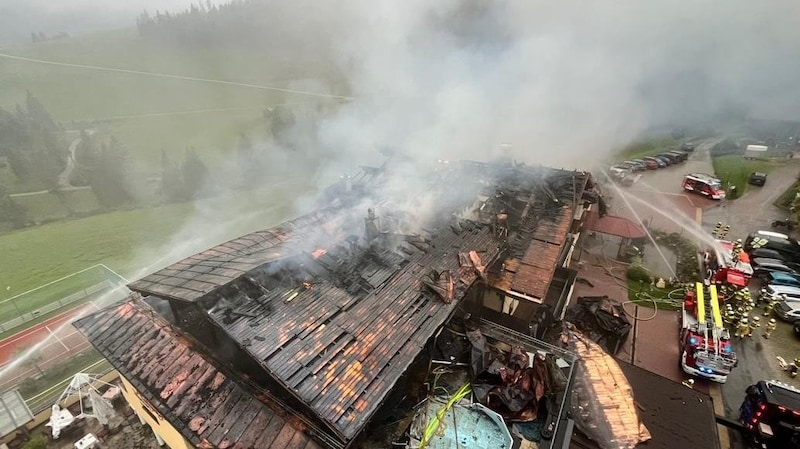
[598, 138, 800, 447]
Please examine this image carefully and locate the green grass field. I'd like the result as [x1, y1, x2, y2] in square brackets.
[613, 137, 681, 161]
[0, 178, 315, 303]
[0, 26, 332, 320]
[712, 155, 777, 197]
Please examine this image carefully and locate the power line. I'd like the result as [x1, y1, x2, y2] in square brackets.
[0, 51, 352, 101]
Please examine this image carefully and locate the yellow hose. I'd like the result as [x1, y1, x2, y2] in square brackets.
[419, 383, 472, 448]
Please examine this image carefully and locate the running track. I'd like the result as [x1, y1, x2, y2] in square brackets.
[0, 303, 98, 390]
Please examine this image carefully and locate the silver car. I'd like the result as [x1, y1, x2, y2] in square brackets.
[775, 300, 800, 321]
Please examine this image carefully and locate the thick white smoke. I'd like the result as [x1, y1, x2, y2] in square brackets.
[125, 0, 800, 273]
[297, 0, 800, 174]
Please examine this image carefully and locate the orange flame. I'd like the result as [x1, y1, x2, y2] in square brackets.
[312, 248, 327, 259]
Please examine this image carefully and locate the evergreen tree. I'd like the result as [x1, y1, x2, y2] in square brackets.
[25, 92, 58, 132]
[270, 105, 296, 147]
[160, 149, 183, 202]
[88, 137, 133, 207]
[0, 186, 29, 228]
[181, 147, 210, 199]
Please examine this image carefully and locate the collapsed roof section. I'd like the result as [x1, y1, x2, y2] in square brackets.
[120, 160, 593, 447]
[73, 298, 327, 449]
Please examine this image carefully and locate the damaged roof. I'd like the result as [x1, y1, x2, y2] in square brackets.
[73, 298, 325, 449]
[119, 161, 591, 446]
[570, 360, 720, 449]
[205, 225, 501, 442]
[488, 205, 574, 301]
[128, 209, 339, 302]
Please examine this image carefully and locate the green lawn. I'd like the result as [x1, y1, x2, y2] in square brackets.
[712, 155, 777, 196]
[626, 279, 684, 310]
[614, 137, 681, 161]
[0, 178, 314, 303]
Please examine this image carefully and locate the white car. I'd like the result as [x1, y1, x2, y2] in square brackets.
[774, 300, 800, 321]
[761, 285, 800, 302]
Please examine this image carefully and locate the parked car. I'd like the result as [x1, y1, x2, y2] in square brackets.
[762, 284, 800, 302]
[753, 263, 797, 278]
[748, 172, 767, 186]
[774, 300, 800, 321]
[644, 156, 666, 168]
[641, 158, 658, 170]
[681, 142, 695, 152]
[758, 271, 800, 288]
[752, 257, 794, 270]
[744, 230, 800, 263]
[657, 152, 681, 164]
[623, 160, 646, 171]
[667, 150, 689, 162]
[654, 155, 672, 166]
[750, 248, 787, 261]
[609, 165, 633, 176]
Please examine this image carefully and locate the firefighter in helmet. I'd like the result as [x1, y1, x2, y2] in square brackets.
[748, 316, 760, 337]
[736, 317, 750, 338]
[764, 318, 777, 339]
[734, 307, 744, 325]
[764, 295, 778, 317]
[758, 288, 768, 305]
[724, 304, 735, 325]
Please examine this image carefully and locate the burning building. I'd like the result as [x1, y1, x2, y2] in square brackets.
[72, 159, 656, 448]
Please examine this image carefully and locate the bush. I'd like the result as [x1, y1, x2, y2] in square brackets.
[652, 231, 699, 282]
[627, 265, 652, 283]
[22, 436, 47, 449]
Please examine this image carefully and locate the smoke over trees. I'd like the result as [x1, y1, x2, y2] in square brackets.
[81, 136, 135, 208]
[0, 93, 66, 190]
[159, 147, 213, 202]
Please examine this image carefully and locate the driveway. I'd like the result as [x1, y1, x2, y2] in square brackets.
[702, 159, 800, 239]
[600, 138, 800, 448]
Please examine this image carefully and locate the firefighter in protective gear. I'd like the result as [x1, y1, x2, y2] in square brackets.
[734, 307, 744, 325]
[724, 305, 735, 325]
[792, 359, 800, 378]
[764, 319, 777, 339]
[764, 296, 778, 317]
[736, 317, 750, 338]
[748, 316, 760, 337]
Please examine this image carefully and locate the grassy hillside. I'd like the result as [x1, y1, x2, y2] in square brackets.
[0, 27, 343, 175]
[0, 178, 315, 302]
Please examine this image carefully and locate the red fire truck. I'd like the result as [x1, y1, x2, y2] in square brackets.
[704, 239, 753, 289]
[680, 282, 737, 383]
[739, 380, 800, 448]
[682, 173, 726, 200]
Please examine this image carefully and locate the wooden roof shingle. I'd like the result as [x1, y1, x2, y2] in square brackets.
[73, 298, 324, 449]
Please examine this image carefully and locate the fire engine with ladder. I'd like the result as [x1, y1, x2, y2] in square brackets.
[704, 222, 754, 290]
[680, 282, 737, 383]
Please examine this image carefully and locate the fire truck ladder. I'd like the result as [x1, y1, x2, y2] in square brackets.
[695, 282, 724, 353]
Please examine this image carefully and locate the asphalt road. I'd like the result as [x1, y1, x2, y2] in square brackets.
[610, 139, 800, 448]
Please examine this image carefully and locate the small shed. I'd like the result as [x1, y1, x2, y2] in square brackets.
[744, 144, 769, 159]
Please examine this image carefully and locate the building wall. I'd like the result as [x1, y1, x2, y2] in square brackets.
[118, 376, 192, 449]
